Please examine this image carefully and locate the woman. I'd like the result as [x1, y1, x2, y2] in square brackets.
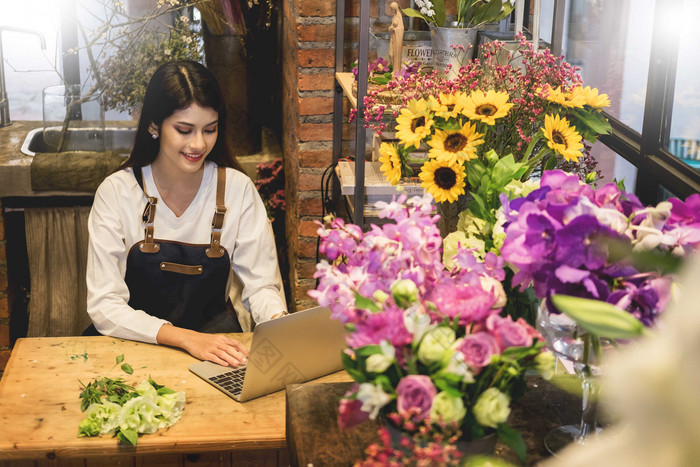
[86, 60, 287, 367]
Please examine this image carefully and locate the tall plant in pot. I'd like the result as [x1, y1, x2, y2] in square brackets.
[402, 0, 516, 78]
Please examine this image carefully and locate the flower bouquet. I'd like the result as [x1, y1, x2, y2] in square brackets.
[310, 194, 555, 464]
[368, 36, 610, 206]
[499, 169, 700, 449]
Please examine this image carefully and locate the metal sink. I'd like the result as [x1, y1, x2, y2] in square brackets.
[20, 126, 137, 156]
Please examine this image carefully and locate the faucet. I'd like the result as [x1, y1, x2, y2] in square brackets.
[0, 26, 47, 127]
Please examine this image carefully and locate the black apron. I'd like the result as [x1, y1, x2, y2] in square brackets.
[84, 166, 240, 335]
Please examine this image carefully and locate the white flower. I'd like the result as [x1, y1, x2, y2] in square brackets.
[473, 388, 511, 428]
[480, 275, 507, 309]
[356, 382, 392, 420]
[404, 304, 435, 343]
[420, 7, 430, 15]
[179, 15, 190, 24]
[365, 340, 396, 373]
[164, 48, 172, 56]
[424, 0, 433, 7]
[415, 0, 425, 7]
[426, 9, 435, 17]
[184, 36, 192, 44]
[444, 346, 475, 383]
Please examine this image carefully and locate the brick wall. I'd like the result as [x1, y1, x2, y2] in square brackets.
[0, 201, 9, 376]
[282, 0, 420, 311]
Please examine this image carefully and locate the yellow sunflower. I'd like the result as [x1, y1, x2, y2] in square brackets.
[429, 92, 469, 120]
[542, 114, 584, 162]
[395, 98, 434, 148]
[543, 85, 585, 108]
[462, 90, 513, 125]
[572, 85, 611, 109]
[378, 142, 403, 185]
[428, 122, 484, 165]
[419, 158, 466, 203]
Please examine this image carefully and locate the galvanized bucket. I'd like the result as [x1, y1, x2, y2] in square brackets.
[429, 25, 478, 80]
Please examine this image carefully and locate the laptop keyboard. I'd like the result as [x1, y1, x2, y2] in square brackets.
[209, 366, 247, 398]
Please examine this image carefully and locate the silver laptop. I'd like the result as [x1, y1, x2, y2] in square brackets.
[189, 306, 346, 402]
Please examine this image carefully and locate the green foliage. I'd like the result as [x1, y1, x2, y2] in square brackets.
[100, 15, 203, 112]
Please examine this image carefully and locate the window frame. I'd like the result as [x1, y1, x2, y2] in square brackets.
[552, 0, 700, 203]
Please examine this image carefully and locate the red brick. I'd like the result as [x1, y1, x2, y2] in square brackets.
[298, 172, 324, 191]
[298, 48, 335, 68]
[299, 123, 333, 142]
[300, 220, 321, 237]
[346, 0, 381, 17]
[297, 260, 320, 279]
[0, 349, 10, 373]
[0, 296, 7, 320]
[298, 1, 336, 17]
[0, 271, 6, 293]
[385, 0, 411, 16]
[0, 217, 4, 242]
[295, 278, 318, 300]
[0, 244, 5, 264]
[298, 96, 333, 116]
[299, 72, 334, 92]
[298, 197, 324, 216]
[298, 23, 336, 42]
[0, 324, 9, 347]
[299, 148, 333, 168]
[299, 238, 318, 259]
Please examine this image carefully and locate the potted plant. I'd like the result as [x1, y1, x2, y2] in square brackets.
[402, 0, 517, 78]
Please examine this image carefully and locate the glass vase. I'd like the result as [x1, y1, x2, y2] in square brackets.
[536, 301, 605, 454]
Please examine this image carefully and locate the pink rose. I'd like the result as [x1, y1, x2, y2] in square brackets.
[486, 314, 534, 349]
[457, 332, 501, 373]
[396, 375, 437, 422]
[337, 397, 370, 430]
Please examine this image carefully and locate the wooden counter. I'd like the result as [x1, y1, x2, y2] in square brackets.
[0, 335, 351, 465]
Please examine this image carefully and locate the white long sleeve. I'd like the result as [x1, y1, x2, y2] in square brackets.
[86, 161, 287, 343]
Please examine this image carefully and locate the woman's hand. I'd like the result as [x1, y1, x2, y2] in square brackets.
[156, 324, 250, 367]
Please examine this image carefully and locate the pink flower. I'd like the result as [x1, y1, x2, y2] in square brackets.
[396, 375, 437, 422]
[486, 314, 535, 349]
[426, 281, 498, 326]
[337, 397, 370, 430]
[457, 332, 501, 373]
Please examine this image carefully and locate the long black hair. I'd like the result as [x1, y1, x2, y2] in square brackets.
[121, 60, 242, 172]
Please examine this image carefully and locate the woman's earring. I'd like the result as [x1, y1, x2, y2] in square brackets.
[151, 133, 158, 140]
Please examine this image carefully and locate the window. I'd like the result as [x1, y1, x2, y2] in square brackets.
[549, 0, 699, 203]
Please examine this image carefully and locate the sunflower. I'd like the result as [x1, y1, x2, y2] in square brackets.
[419, 158, 466, 203]
[572, 85, 611, 109]
[429, 92, 469, 120]
[395, 98, 434, 148]
[462, 90, 514, 125]
[542, 85, 585, 109]
[542, 114, 584, 162]
[427, 122, 485, 165]
[378, 142, 403, 185]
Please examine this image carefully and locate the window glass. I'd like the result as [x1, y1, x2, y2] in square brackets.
[563, 0, 654, 134]
[589, 140, 637, 193]
[2, 1, 62, 120]
[668, 0, 700, 171]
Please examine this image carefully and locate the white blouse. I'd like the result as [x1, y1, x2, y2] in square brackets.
[86, 161, 287, 343]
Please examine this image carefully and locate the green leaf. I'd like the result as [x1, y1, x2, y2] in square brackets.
[354, 291, 380, 313]
[116, 354, 124, 364]
[117, 428, 139, 446]
[497, 423, 527, 464]
[570, 108, 612, 135]
[121, 363, 134, 375]
[401, 8, 435, 26]
[472, 0, 505, 27]
[543, 154, 558, 172]
[157, 387, 176, 396]
[550, 295, 648, 340]
[432, 0, 447, 27]
[356, 345, 382, 357]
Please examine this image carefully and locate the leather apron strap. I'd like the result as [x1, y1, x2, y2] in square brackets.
[206, 166, 227, 258]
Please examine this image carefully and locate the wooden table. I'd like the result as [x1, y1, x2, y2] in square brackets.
[286, 376, 583, 466]
[0, 335, 351, 466]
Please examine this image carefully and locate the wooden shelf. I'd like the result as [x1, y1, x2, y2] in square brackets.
[335, 72, 357, 108]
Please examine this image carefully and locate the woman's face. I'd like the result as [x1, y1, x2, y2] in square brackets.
[153, 103, 219, 174]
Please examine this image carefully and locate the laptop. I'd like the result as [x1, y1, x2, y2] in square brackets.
[189, 306, 347, 402]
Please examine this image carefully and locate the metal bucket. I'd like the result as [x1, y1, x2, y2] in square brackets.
[429, 26, 478, 80]
[372, 30, 433, 69]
